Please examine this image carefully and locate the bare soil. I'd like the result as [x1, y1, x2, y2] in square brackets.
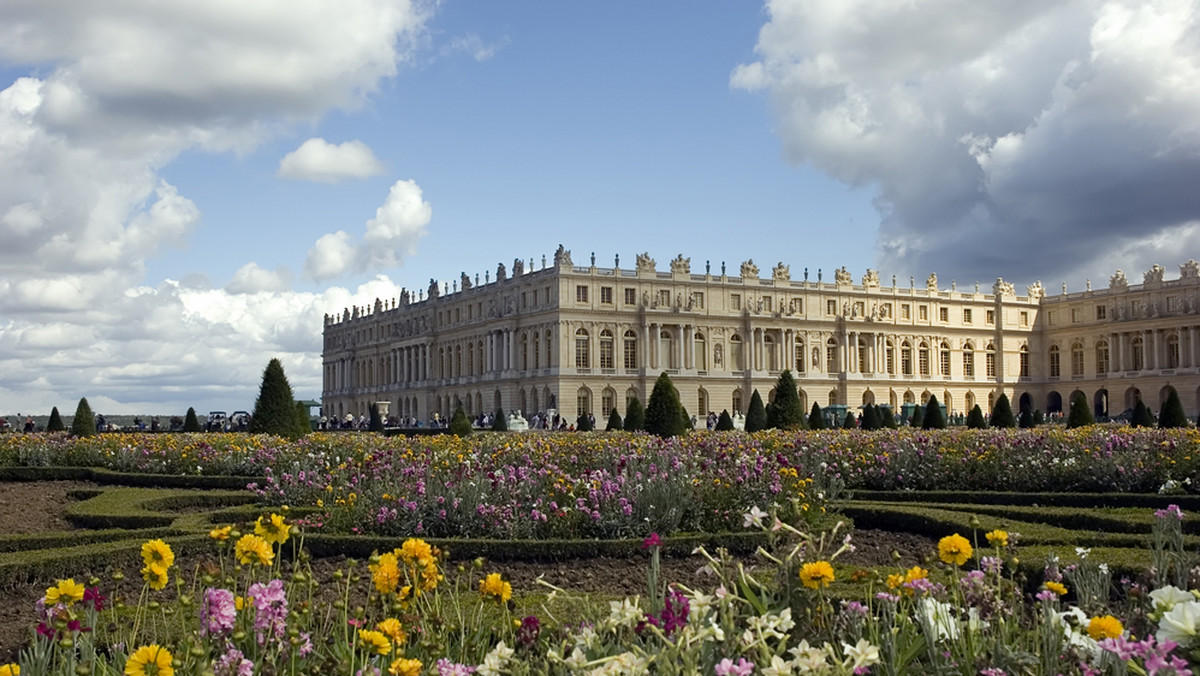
[0, 481, 936, 662]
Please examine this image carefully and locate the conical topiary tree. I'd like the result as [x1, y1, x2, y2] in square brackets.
[842, 411, 858, 429]
[881, 406, 898, 429]
[183, 407, 202, 432]
[368, 403, 384, 432]
[645, 372, 686, 438]
[769, 370, 805, 429]
[46, 406, 64, 432]
[1018, 407, 1034, 429]
[1033, 409, 1045, 426]
[988, 393, 1017, 428]
[492, 408, 508, 431]
[861, 404, 881, 431]
[605, 408, 622, 431]
[70, 397, 97, 437]
[716, 409, 735, 431]
[1160, 389, 1187, 429]
[908, 405, 924, 428]
[1066, 392, 1095, 428]
[921, 395, 946, 430]
[576, 412, 594, 431]
[624, 396, 645, 432]
[966, 405, 986, 429]
[1131, 399, 1154, 427]
[808, 403, 826, 430]
[249, 358, 304, 438]
[449, 406, 473, 436]
[745, 390, 768, 432]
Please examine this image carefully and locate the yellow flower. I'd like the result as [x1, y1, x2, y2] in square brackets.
[938, 534, 973, 566]
[141, 565, 168, 590]
[399, 538, 433, 566]
[1087, 615, 1124, 640]
[904, 566, 929, 584]
[234, 534, 275, 566]
[358, 629, 393, 656]
[124, 644, 173, 676]
[235, 596, 246, 611]
[209, 525, 232, 541]
[479, 572, 512, 604]
[1044, 581, 1068, 596]
[799, 561, 835, 589]
[389, 658, 422, 676]
[255, 513, 290, 545]
[376, 618, 407, 645]
[886, 573, 905, 589]
[370, 553, 401, 595]
[45, 578, 86, 605]
[0, 663, 19, 676]
[140, 539, 174, 572]
[985, 530, 1009, 547]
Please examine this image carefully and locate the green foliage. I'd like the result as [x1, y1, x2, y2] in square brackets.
[908, 404, 924, 428]
[745, 390, 768, 432]
[70, 397, 97, 438]
[1160, 388, 1187, 429]
[249, 358, 303, 439]
[46, 406, 64, 432]
[1034, 409, 1045, 426]
[1131, 399, 1154, 427]
[296, 401, 312, 436]
[623, 396, 645, 432]
[989, 393, 1017, 428]
[861, 404, 881, 431]
[605, 408, 623, 431]
[368, 403, 384, 432]
[842, 410, 858, 429]
[645, 372, 686, 438]
[921, 395, 946, 430]
[716, 409, 735, 431]
[1018, 407, 1034, 428]
[807, 403, 825, 430]
[448, 406, 473, 436]
[966, 405, 986, 429]
[769, 370, 805, 429]
[1067, 391, 1095, 428]
[576, 412, 595, 432]
[183, 407, 202, 432]
[492, 408, 508, 431]
[880, 406, 898, 429]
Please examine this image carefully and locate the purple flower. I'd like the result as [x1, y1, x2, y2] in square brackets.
[248, 579, 288, 645]
[214, 647, 254, 676]
[715, 658, 755, 676]
[201, 588, 237, 637]
[516, 615, 540, 647]
[643, 533, 662, 550]
[1156, 504, 1185, 520]
[436, 659, 477, 676]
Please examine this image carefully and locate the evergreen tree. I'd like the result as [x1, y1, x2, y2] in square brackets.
[606, 408, 623, 431]
[368, 403, 384, 432]
[624, 396, 646, 432]
[861, 404, 881, 431]
[966, 405, 986, 429]
[908, 405, 924, 428]
[716, 409, 735, 431]
[808, 403, 826, 430]
[46, 406, 64, 432]
[1018, 408, 1034, 429]
[644, 372, 686, 438]
[492, 408, 508, 431]
[1066, 392, 1095, 429]
[183, 407, 202, 432]
[1131, 399, 1154, 427]
[745, 390, 768, 432]
[922, 395, 946, 430]
[989, 393, 1017, 428]
[448, 406, 473, 436]
[842, 411, 858, 429]
[769, 370, 806, 429]
[295, 402, 312, 437]
[576, 412, 594, 431]
[881, 406, 898, 429]
[681, 406, 694, 431]
[249, 358, 303, 438]
[1033, 409, 1045, 426]
[1160, 389, 1187, 429]
[70, 397, 97, 437]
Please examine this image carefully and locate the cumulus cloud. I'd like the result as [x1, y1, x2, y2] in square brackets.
[304, 179, 432, 281]
[735, 0, 1200, 286]
[225, 262, 294, 295]
[277, 138, 386, 183]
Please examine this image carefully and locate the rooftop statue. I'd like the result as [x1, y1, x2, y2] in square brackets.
[834, 266, 852, 285]
[772, 261, 790, 282]
[554, 245, 573, 267]
[636, 252, 656, 273]
[1182, 260, 1200, 279]
[862, 269, 880, 287]
[670, 254, 691, 274]
[926, 273, 938, 291]
[1110, 269, 1128, 290]
[1144, 264, 1165, 285]
[1026, 281, 1044, 301]
[740, 259, 759, 278]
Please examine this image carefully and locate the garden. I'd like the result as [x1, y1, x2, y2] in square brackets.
[1, 425, 1200, 675]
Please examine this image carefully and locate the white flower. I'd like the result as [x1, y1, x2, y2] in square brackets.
[1056, 606, 1101, 659]
[574, 625, 599, 650]
[564, 647, 588, 670]
[687, 589, 715, 619]
[841, 638, 881, 670]
[918, 597, 959, 641]
[607, 598, 643, 629]
[774, 608, 796, 633]
[1158, 600, 1200, 648]
[789, 640, 830, 672]
[744, 506, 768, 529]
[761, 655, 794, 676]
[1150, 586, 1195, 613]
[477, 641, 514, 676]
[1075, 547, 1091, 559]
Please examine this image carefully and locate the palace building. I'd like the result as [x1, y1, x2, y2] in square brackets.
[321, 246, 1200, 424]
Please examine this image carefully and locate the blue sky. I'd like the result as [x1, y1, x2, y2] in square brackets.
[2, 0, 1199, 415]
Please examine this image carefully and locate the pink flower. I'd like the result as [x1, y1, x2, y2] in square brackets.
[643, 533, 662, 550]
[201, 588, 237, 637]
[715, 657, 754, 676]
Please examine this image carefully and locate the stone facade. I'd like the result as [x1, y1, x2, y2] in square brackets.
[322, 251, 1200, 422]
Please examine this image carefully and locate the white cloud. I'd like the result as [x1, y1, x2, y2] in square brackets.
[304, 179, 432, 281]
[441, 33, 510, 62]
[225, 262, 294, 295]
[277, 138, 386, 183]
[736, 0, 1200, 285]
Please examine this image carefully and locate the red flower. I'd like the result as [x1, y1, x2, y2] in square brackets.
[642, 533, 661, 550]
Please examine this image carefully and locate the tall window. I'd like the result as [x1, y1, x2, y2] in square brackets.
[601, 388, 615, 417]
[732, 389, 743, 414]
[623, 330, 638, 369]
[697, 389, 708, 416]
[730, 334, 745, 371]
[599, 329, 614, 369]
[521, 335, 528, 370]
[546, 330, 553, 367]
[1132, 337, 1144, 370]
[963, 343, 975, 377]
[1071, 342, 1085, 376]
[575, 329, 590, 368]
[826, 338, 839, 373]
[577, 388, 590, 416]
[858, 338, 869, 373]
[764, 334, 777, 371]
[918, 341, 930, 376]
[662, 330, 677, 369]
[794, 340, 806, 373]
[1168, 334, 1180, 368]
[693, 332, 707, 370]
[986, 343, 997, 378]
[1049, 345, 1060, 377]
[939, 342, 951, 376]
[533, 333, 540, 369]
[600, 287, 613, 304]
[901, 341, 913, 376]
[1096, 340, 1110, 373]
[1019, 345, 1029, 378]
[576, 285, 588, 303]
[886, 340, 896, 375]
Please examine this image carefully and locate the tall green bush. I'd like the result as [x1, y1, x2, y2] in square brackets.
[1131, 399, 1154, 427]
[989, 393, 1017, 428]
[745, 390, 767, 432]
[605, 408, 622, 431]
[808, 403, 825, 430]
[448, 406, 473, 436]
[922, 395, 946, 430]
[908, 405, 924, 428]
[842, 411, 857, 429]
[624, 396, 645, 432]
[769, 370, 805, 429]
[1066, 392, 1095, 428]
[46, 406, 64, 432]
[368, 403, 384, 432]
[645, 372, 686, 438]
[966, 405, 986, 429]
[1160, 389, 1187, 429]
[249, 358, 304, 438]
[492, 408, 508, 431]
[716, 409, 735, 431]
[183, 407, 202, 432]
[70, 397, 97, 437]
[861, 404, 881, 431]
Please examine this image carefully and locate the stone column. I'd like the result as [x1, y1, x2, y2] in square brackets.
[1152, 329, 1161, 370]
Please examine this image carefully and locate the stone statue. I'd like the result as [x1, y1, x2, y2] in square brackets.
[926, 273, 938, 291]
[513, 258, 524, 276]
[713, 344, 723, 366]
[992, 278, 1015, 297]
[670, 254, 691, 274]
[427, 278, 440, 299]
[862, 269, 880, 287]
[636, 252, 656, 273]
[1110, 269, 1128, 290]
[400, 289, 411, 305]
[1026, 281, 1044, 301]
[740, 259, 759, 278]
[374, 298, 383, 313]
[554, 245, 573, 267]
[834, 266, 852, 285]
[1182, 260, 1200, 278]
[460, 272, 472, 290]
[1144, 264, 1165, 285]
[496, 262, 507, 282]
[642, 291, 650, 307]
[772, 261, 790, 282]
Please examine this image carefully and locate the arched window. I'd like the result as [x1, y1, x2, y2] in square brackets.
[859, 337, 870, 373]
[826, 337, 839, 373]
[1132, 337, 1144, 370]
[794, 339, 806, 373]
[694, 332, 707, 370]
[697, 388, 708, 416]
[533, 333, 540, 369]
[623, 330, 638, 369]
[577, 387, 591, 416]
[885, 340, 896, 375]
[918, 341, 930, 376]
[599, 329, 615, 370]
[1049, 345, 1061, 378]
[828, 389, 839, 406]
[477, 341, 485, 376]
[601, 388, 616, 417]
[1071, 342, 1084, 376]
[986, 343, 997, 378]
[1096, 340, 1110, 374]
[901, 341, 913, 376]
[732, 389, 744, 414]
[764, 334, 777, 371]
[455, 345, 462, 377]
[939, 342, 951, 376]
[575, 329, 590, 369]
[468, 345, 474, 375]
[1168, 334, 1181, 369]
[1019, 345, 1029, 378]
[662, 329, 677, 369]
[730, 334, 745, 371]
